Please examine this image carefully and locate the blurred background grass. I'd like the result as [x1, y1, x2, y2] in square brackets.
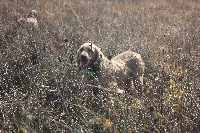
[0, 0, 199, 132]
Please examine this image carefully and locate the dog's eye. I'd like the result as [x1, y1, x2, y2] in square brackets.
[88, 49, 93, 54]
[80, 47, 84, 52]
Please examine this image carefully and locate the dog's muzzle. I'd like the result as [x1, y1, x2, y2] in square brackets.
[81, 55, 87, 61]
[79, 54, 89, 69]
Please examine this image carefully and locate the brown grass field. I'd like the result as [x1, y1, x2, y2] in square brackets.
[0, 0, 199, 132]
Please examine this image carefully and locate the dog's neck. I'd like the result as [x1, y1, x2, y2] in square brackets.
[90, 54, 109, 74]
[89, 58, 102, 73]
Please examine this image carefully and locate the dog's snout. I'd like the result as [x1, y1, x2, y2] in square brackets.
[81, 55, 87, 60]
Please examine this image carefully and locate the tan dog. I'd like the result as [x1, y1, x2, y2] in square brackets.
[77, 43, 145, 95]
[17, 10, 38, 29]
[5, 10, 38, 42]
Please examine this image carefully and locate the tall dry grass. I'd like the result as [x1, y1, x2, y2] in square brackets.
[0, 0, 199, 132]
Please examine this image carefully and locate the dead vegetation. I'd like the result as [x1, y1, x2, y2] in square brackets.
[0, 0, 199, 132]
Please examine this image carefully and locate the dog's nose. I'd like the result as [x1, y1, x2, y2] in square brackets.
[81, 55, 87, 60]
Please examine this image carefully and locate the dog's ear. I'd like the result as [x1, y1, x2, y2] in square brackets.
[93, 46, 102, 62]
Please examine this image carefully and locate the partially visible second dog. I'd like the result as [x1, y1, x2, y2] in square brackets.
[17, 10, 38, 29]
[77, 43, 145, 95]
[5, 10, 38, 42]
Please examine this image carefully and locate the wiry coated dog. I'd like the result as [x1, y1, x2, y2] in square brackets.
[5, 10, 38, 42]
[77, 43, 145, 95]
[17, 10, 38, 29]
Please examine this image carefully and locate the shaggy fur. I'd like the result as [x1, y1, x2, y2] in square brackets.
[5, 10, 38, 42]
[77, 43, 145, 95]
[17, 10, 38, 29]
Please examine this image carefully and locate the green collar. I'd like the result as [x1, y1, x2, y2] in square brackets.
[85, 69, 95, 77]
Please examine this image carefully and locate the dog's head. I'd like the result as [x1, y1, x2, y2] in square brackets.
[77, 43, 102, 70]
[28, 10, 37, 18]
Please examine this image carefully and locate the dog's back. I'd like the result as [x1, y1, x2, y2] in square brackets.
[111, 51, 145, 94]
[112, 51, 135, 60]
[112, 51, 145, 75]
